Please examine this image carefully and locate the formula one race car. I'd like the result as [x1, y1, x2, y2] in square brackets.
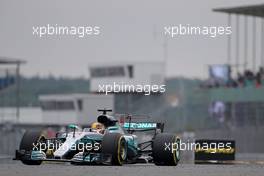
[14, 109, 180, 166]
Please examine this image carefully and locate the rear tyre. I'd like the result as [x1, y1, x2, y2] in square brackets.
[101, 133, 127, 166]
[153, 133, 180, 166]
[19, 130, 46, 165]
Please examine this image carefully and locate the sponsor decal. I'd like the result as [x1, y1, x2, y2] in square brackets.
[123, 122, 157, 129]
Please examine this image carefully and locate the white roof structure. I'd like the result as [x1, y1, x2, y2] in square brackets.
[88, 61, 165, 93]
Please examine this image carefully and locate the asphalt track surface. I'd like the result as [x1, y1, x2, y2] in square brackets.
[0, 160, 264, 176]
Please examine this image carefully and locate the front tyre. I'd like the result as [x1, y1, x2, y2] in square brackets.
[153, 133, 180, 166]
[101, 133, 127, 166]
[19, 130, 46, 165]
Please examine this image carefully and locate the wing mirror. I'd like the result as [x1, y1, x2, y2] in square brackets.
[67, 124, 79, 138]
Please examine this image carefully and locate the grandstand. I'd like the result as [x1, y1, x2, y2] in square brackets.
[215, 4, 264, 69]
[208, 4, 264, 127]
[188, 4, 264, 154]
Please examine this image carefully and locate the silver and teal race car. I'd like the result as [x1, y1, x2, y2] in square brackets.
[14, 109, 180, 166]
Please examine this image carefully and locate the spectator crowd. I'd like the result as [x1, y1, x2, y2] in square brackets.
[201, 67, 264, 88]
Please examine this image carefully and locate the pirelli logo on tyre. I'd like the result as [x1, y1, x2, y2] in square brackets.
[194, 139, 235, 163]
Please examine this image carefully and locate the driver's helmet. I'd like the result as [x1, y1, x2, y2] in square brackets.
[91, 122, 105, 134]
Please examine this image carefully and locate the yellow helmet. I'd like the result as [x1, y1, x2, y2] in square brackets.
[91, 122, 104, 130]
